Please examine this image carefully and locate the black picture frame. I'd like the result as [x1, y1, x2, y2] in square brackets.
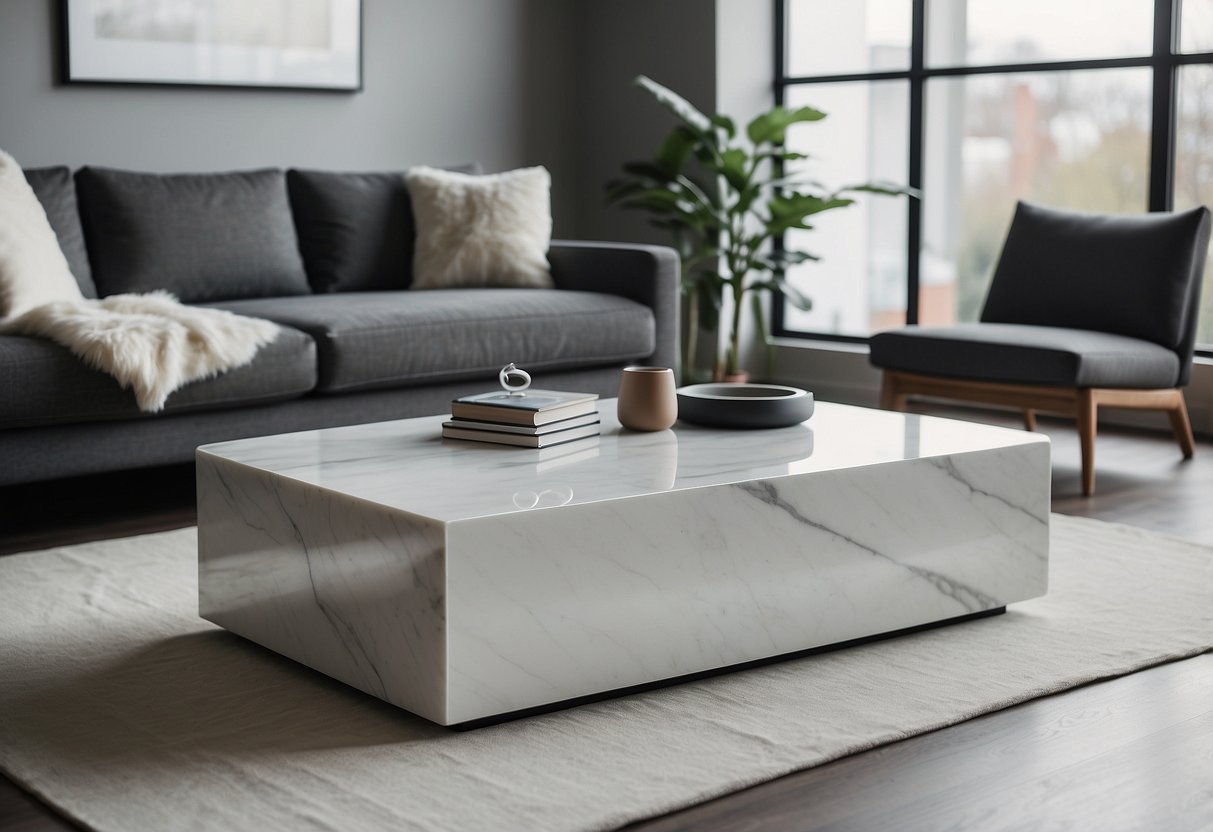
[61, 0, 363, 93]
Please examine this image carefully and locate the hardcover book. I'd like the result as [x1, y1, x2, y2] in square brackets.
[443, 411, 600, 436]
[450, 389, 598, 426]
[441, 421, 600, 448]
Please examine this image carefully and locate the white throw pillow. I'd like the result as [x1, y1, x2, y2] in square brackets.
[0, 149, 83, 320]
[407, 166, 554, 290]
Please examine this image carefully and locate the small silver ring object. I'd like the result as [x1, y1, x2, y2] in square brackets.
[499, 363, 531, 396]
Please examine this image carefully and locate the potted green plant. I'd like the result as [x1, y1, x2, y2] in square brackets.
[607, 75, 911, 381]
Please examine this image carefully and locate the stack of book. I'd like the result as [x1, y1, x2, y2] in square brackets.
[442, 389, 600, 448]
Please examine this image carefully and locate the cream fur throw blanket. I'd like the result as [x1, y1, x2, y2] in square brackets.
[3, 293, 279, 412]
[0, 150, 277, 412]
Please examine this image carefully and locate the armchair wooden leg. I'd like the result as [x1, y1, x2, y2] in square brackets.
[1023, 409, 1037, 432]
[880, 372, 907, 411]
[1077, 389, 1098, 497]
[1167, 392, 1197, 459]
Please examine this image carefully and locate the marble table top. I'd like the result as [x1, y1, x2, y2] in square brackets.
[198, 400, 1048, 524]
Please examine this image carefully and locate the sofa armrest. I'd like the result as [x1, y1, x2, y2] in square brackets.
[547, 240, 680, 374]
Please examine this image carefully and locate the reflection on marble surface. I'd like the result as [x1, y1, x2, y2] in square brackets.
[196, 401, 1001, 521]
[198, 399, 1051, 725]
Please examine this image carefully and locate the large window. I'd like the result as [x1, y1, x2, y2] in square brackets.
[775, 0, 1213, 353]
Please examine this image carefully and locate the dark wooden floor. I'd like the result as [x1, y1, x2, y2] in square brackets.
[1, 408, 1211, 831]
[0, 462, 196, 557]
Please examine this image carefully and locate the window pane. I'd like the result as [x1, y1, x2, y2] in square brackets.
[781, 81, 909, 337]
[926, 0, 1153, 67]
[786, 0, 911, 77]
[1180, 0, 1213, 53]
[1175, 65, 1213, 348]
[921, 69, 1151, 325]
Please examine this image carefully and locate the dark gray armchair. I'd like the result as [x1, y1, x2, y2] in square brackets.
[870, 201, 1211, 495]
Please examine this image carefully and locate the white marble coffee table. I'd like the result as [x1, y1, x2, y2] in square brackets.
[197, 400, 1050, 726]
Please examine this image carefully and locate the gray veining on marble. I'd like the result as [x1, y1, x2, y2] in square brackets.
[198, 400, 1051, 725]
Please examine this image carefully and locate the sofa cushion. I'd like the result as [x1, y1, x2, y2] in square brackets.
[0, 326, 317, 429]
[406, 166, 554, 290]
[287, 165, 477, 293]
[0, 153, 84, 320]
[22, 166, 97, 298]
[75, 167, 311, 303]
[208, 289, 655, 393]
[869, 323, 1183, 388]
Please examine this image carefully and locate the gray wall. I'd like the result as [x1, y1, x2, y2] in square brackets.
[0, 0, 726, 242]
[717, 0, 776, 373]
[568, 0, 717, 244]
[0, 0, 578, 233]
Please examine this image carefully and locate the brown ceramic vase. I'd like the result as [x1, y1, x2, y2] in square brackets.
[617, 366, 678, 431]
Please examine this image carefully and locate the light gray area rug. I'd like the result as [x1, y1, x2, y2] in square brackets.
[0, 515, 1209, 832]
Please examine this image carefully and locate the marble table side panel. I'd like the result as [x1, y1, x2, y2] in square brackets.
[197, 453, 450, 723]
[443, 443, 1050, 723]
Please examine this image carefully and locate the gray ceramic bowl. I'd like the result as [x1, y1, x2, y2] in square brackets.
[676, 383, 814, 429]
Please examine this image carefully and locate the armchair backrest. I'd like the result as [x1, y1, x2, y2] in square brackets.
[981, 201, 1211, 383]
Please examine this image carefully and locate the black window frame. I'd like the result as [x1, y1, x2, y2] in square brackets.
[772, 0, 1213, 357]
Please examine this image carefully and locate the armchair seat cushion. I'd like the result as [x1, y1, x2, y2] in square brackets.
[208, 289, 656, 393]
[869, 323, 1182, 388]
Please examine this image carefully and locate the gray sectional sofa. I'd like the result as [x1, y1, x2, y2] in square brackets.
[1, 165, 678, 486]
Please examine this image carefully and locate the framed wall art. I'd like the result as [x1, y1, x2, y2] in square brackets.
[62, 0, 362, 91]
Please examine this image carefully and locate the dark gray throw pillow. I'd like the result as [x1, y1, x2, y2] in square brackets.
[23, 166, 97, 298]
[287, 164, 478, 293]
[75, 166, 311, 303]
